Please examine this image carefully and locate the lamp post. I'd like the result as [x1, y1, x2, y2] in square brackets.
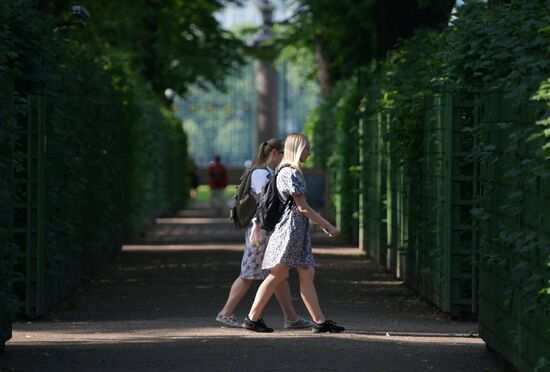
[251, 0, 279, 147]
[53, 4, 90, 29]
[164, 88, 176, 108]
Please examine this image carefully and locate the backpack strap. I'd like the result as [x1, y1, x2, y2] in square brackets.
[274, 164, 294, 208]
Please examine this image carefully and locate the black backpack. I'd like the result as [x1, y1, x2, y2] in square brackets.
[257, 164, 293, 232]
[229, 166, 267, 230]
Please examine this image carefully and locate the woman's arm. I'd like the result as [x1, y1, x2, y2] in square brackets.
[292, 193, 339, 237]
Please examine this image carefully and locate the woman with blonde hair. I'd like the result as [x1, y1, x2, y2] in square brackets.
[242, 133, 344, 333]
[216, 138, 313, 330]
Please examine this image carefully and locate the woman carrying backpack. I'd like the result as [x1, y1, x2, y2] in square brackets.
[216, 138, 313, 330]
[243, 133, 344, 333]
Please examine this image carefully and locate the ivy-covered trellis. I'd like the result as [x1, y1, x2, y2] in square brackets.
[306, 1, 550, 370]
[0, 1, 191, 348]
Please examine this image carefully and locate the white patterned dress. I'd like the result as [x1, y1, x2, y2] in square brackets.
[239, 167, 272, 280]
[262, 166, 315, 270]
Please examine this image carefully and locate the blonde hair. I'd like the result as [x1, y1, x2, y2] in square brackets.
[278, 133, 310, 172]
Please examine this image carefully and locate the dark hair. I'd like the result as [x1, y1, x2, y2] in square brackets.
[251, 138, 284, 167]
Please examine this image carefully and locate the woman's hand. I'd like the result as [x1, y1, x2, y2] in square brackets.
[323, 225, 340, 238]
[249, 220, 265, 247]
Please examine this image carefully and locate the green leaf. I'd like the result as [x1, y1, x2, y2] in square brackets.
[535, 357, 548, 372]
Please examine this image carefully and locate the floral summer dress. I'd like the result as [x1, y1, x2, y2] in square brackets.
[262, 166, 315, 270]
[239, 168, 271, 280]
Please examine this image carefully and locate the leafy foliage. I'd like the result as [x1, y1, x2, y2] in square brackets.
[0, 0, 48, 327]
[281, 0, 454, 89]
[303, 77, 363, 241]
[304, 0, 550, 366]
[447, 0, 550, 316]
[69, 0, 247, 96]
[375, 29, 446, 165]
[305, 28, 445, 242]
[0, 0, 240, 340]
[445, 0, 549, 102]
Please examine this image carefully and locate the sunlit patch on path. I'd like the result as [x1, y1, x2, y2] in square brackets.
[1, 205, 513, 371]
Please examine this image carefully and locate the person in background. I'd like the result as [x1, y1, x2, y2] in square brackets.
[216, 139, 313, 330]
[207, 154, 228, 216]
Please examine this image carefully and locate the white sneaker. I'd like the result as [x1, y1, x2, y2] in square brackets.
[216, 312, 242, 328]
[284, 317, 315, 329]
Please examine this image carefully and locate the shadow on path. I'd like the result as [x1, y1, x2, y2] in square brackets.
[1, 204, 514, 371]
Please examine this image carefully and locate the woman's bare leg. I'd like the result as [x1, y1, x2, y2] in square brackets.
[297, 267, 325, 324]
[273, 279, 298, 321]
[220, 277, 253, 316]
[248, 265, 289, 321]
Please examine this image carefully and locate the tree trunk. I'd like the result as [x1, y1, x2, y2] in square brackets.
[315, 33, 332, 98]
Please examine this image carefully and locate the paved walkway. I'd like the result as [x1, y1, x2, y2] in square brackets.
[1, 204, 513, 371]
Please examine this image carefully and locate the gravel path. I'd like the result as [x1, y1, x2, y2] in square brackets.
[0, 204, 514, 371]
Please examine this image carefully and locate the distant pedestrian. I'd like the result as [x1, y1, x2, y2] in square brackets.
[207, 155, 228, 216]
[216, 139, 313, 330]
[243, 133, 344, 333]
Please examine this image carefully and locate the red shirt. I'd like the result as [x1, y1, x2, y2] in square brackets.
[207, 162, 228, 189]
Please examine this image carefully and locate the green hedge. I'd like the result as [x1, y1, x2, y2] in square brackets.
[0, 0, 189, 344]
[305, 28, 445, 243]
[42, 48, 189, 307]
[304, 78, 363, 243]
[306, 0, 549, 368]
[475, 93, 548, 371]
[0, 1, 41, 344]
[448, 2, 549, 369]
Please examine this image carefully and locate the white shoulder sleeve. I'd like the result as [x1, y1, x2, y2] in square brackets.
[250, 169, 270, 194]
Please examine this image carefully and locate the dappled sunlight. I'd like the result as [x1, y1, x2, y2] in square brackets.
[324, 279, 403, 286]
[155, 217, 231, 224]
[117, 263, 195, 271]
[122, 244, 244, 253]
[312, 247, 365, 256]
[3, 1, 544, 370]
[3, 333, 505, 372]
[121, 244, 364, 255]
[3, 205, 509, 371]
[9, 318, 484, 347]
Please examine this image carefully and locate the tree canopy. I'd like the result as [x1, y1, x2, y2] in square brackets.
[278, 0, 455, 96]
[46, 0, 247, 97]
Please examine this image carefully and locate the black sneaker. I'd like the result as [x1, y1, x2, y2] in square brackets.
[312, 320, 345, 333]
[242, 316, 274, 333]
